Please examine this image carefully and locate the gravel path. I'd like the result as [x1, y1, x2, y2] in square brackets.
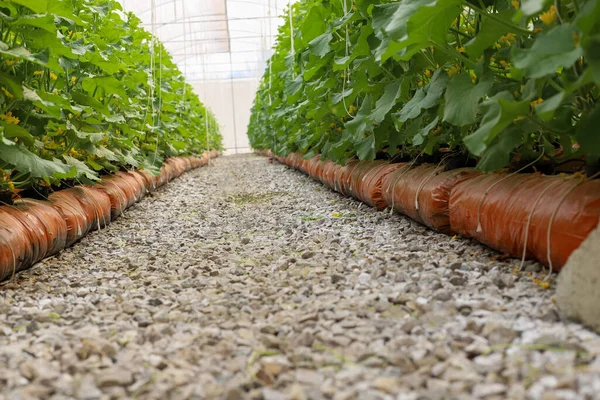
[1, 154, 600, 400]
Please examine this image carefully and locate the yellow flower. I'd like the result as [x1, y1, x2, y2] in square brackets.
[424, 69, 431, 78]
[68, 113, 73, 119]
[494, 43, 502, 49]
[329, 123, 335, 128]
[5, 59, 16, 66]
[71, 76, 77, 83]
[332, 212, 340, 218]
[34, 71, 44, 76]
[456, 46, 466, 54]
[0, 111, 20, 124]
[324, 131, 329, 135]
[50, 73, 58, 80]
[499, 60, 509, 68]
[539, 5, 557, 25]
[417, 80, 423, 87]
[511, 0, 519, 8]
[447, 64, 461, 77]
[68, 30, 73, 37]
[53, 89, 58, 95]
[490, 57, 496, 63]
[530, 97, 544, 107]
[337, 127, 342, 132]
[1, 87, 14, 99]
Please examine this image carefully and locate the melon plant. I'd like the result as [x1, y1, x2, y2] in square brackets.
[0, 0, 221, 199]
[248, 0, 599, 172]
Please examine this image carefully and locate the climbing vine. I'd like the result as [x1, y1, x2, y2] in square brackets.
[0, 0, 222, 198]
[248, 0, 599, 172]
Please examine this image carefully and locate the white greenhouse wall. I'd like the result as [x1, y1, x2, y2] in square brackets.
[191, 78, 259, 154]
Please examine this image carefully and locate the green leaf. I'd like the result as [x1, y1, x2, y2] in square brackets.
[309, 32, 333, 57]
[355, 135, 375, 160]
[1, 123, 34, 146]
[512, 23, 584, 78]
[465, 11, 513, 59]
[346, 94, 373, 139]
[520, 0, 552, 16]
[300, 5, 328, 44]
[370, 80, 403, 124]
[413, 116, 438, 146]
[10, 0, 47, 13]
[534, 92, 565, 122]
[463, 91, 529, 156]
[81, 76, 128, 99]
[575, 105, 600, 155]
[332, 88, 353, 105]
[0, 46, 48, 66]
[0, 137, 74, 178]
[372, 0, 461, 61]
[477, 127, 524, 171]
[12, 14, 57, 33]
[0, 71, 23, 100]
[63, 155, 99, 181]
[397, 69, 448, 122]
[443, 73, 493, 126]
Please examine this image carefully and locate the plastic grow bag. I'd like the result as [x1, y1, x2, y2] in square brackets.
[449, 173, 600, 269]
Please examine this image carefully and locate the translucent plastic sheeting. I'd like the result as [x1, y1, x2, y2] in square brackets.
[119, 0, 295, 153]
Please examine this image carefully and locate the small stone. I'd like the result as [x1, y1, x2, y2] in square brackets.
[358, 272, 371, 284]
[301, 251, 315, 259]
[434, 290, 452, 302]
[472, 383, 507, 397]
[449, 275, 466, 286]
[374, 376, 400, 394]
[331, 274, 345, 284]
[295, 369, 324, 386]
[75, 376, 103, 400]
[26, 321, 39, 333]
[241, 238, 251, 244]
[95, 367, 134, 388]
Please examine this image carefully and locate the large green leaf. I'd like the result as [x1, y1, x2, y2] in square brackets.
[0, 136, 74, 178]
[397, 69, 448, 122]
[477, 127, 524, 171]
[346, 94, 373, 139]
[369, 80, 403, 124]
[463, 91, 529, 156]
[575, 105, 600, 155]
[443, 73, 493, 126]
[309, 32, 333, 57]
[465, 11, 513, 59]
[512, 23, 584, 78]
[10, 0, 47, 13]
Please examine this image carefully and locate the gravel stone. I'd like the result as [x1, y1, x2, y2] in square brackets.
[1, 154, 599, 399]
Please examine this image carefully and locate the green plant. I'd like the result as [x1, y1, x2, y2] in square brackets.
[0, 0, 221, 197]
[248, 0, 599, 172]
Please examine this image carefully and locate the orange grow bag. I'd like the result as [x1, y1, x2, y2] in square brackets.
[4, 199, 68, 262]
[48, 190, 92, 246]
[0, 211, 33, 281]
[382, 165, 479, 233]
[69, 187, 112, 230]
[350, 162, 407, 210]
[449, 173, 600, 270]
